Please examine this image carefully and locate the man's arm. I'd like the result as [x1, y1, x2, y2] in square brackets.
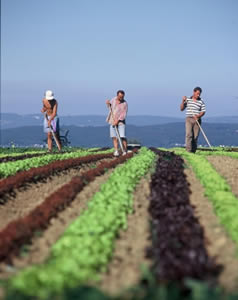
[180, 96, 187, 111]
[194, 101, 206, 120]
[106, 98, 118, 126]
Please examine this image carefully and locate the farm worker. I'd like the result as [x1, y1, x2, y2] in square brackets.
[106, 90, 128, 157]
[41, 90, 62, 152]
[180, 87, 206, 153]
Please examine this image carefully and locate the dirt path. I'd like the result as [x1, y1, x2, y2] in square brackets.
[97, 175, 152, 296]
[184, 164, 238, 291]
[0, 169, 114, 279]
[0, 159, 112, 231]
[207, 155, 238, 197]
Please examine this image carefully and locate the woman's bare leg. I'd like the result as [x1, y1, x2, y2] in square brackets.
[47, 132, 53, 151]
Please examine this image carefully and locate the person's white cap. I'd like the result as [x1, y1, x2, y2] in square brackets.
[45, 90, 54, 100]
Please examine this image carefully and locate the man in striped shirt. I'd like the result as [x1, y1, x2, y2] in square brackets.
[180, 87, 206, 153]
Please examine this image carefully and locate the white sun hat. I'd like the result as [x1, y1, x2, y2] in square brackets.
[45, 90, 54, 100]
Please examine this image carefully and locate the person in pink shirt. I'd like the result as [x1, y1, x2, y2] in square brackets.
[106, 90, 128, 156]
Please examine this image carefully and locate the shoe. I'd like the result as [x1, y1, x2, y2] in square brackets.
[113, 150, 119, 157]
[122, 151, 127, 156]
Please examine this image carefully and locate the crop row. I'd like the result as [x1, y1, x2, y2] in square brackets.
[200, 151, 238, 159]
[173, 147, 238, 159]
[0, 148, 45, 156]
[0, 151, 135, 264]
[0, 148, 82, 163]
[89, 147, 111, 152]
[0, 147, 83, 156]
[5, 148, 156, 299]
[0, 148, 113, 178]
[0, 152, 48, 163]
[148, 149, 220, 285]
[179, 150, 238, 246]
[197, 147, 238, 153]
[0, 152, 113, 200]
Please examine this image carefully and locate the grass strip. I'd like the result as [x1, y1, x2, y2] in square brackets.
[0, 147, 82, 156]
[171, 147, 238, 159]
[6, 148, 156, 299]
[0, 152, 113, 200]
[0, 148, 82, 163]
[0, 149, 113, 178]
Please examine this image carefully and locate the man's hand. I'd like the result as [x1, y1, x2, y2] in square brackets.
[193, 115, 199, 121]
[106, 100, 111, 107]
[180, 96, 187, 111]
[113, 120, 119, 126]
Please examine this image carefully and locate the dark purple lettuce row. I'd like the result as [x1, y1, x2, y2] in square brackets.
[147, 148, 221, 285]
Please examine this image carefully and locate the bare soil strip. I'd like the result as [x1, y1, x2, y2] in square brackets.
[184, 164, 238, 291]
[0, 159, 111, 231]
[206, 155, 238, 197]
[97, 175, 152, 296]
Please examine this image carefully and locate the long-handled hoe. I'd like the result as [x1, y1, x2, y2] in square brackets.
[195, 118, 213, 150]
[44, 113, 61, 151]
[108, 104, 126, 155]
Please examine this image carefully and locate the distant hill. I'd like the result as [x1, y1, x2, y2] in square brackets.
[1, 113, 238, 129]
[1, 123, 238, 147]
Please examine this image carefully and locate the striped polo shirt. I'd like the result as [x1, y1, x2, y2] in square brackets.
[185, 97, 206, 117]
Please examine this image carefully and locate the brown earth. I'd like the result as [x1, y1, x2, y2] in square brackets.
[206, 155, 238, 197]
[184, 164, 238, 291]
[0, 159, 112, 231]
[0, 169, 114, 278]
[97, 175, 152, 296]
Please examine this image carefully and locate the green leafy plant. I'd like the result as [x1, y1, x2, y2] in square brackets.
[176, 150, 238, 246]
[6, 148, 156, 299]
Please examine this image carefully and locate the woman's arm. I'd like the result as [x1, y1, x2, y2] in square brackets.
[41, 99, 47, 113]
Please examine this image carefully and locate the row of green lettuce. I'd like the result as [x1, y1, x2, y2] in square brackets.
[171, 147, 238, 159]
[0, 149, 112, 178]
[175, 148, 238, 246]
[0, 147, 100, 158]
[0, 151, 45, 158]
[4, 147, 156, 299]
[6, 274, 238, 300]
[196, 150, 238, 159]
[0, 148, 46, 156]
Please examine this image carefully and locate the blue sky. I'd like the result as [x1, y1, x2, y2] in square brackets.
[1, 0, 238, 116]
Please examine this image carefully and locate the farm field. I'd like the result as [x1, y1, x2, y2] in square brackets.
[0, 146, 238, 299]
